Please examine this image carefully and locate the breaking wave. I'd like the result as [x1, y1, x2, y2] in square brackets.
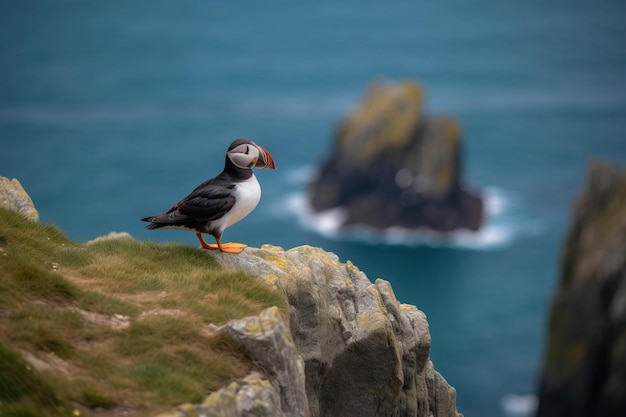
[272, 167, 543, 250]
[500, 394, 538, 417]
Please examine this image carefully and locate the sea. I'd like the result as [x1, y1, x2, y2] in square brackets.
[2, 1, 626, 416]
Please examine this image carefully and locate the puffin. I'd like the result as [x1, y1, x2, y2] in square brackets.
[141, 138, 275, 254]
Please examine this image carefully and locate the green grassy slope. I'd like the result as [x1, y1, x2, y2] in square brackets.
[0, 208, 287, 417]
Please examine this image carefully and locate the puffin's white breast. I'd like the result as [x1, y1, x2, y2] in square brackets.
[214, 174, 261, 232]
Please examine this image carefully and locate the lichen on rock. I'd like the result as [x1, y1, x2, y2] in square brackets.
[216, 306, 309, 417]
[156, 372, 283, 417]
[0, 176, 40, 222]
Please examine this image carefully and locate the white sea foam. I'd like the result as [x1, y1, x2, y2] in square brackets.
[273, 167, 542, 250]
[500, 394, 538, 417]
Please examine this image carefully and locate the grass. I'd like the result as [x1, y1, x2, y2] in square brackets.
[0, 207, 287, 416]
[0, 342, 66, 417]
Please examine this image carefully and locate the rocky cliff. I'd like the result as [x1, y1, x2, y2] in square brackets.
[536, 162, 626, 417]
[309, 80, 483, 233]
[211, 245, 461, 417]
[0, 176, 461, 417]
[159, 245, 462, 417]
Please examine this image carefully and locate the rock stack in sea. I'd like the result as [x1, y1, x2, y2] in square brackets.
[536, 161, 626, 417]
[309, 80, 483, 233]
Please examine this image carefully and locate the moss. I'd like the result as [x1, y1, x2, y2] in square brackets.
[544, 299, 588, 381]
[585, 176, 626, 244]
[338, 81, 424, 164]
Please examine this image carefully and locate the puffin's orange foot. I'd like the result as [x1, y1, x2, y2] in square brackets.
[195, 233, 247, 253]
[199, 243, 220, 250]
[218, 242, 248, 254]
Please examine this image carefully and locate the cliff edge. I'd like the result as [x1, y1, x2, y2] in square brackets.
[0, 176, 461, 417]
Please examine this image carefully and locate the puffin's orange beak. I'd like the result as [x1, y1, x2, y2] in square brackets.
[255, 145, 275, 169]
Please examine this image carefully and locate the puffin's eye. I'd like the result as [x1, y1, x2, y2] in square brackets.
[245, 146, 249, 154]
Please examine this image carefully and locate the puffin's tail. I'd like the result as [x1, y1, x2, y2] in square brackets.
[141, 216, 163, 230]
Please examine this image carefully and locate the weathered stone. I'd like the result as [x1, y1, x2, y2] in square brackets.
[155, 373, 283, 417]
[201, 372, 283, 417]
[214, 244, 461, 417]
[156, 307, 307, 417]
[536, 161, 626, 417]
[0, 176, 40, 222]
[309, 80, 483, 233]
[217, 306, 309, 417]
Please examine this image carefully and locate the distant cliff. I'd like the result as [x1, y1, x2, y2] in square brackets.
[536, 162, 626, 417]
[309, 80, 483, 233]
[0, 176, 462, 417]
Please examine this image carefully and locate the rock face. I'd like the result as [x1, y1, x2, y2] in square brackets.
[0, 176, 40, 222]
[536, 162, 626, 417]
[309, 81, 483, 233]
[215, 306, 309, 417]
[158, 307, 308, 417]
[157, 245, 461, 417]
[210, 245, 461, 417]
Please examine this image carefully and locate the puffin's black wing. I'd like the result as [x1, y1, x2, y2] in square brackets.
[177, 184, 236, 220]
[142, 182, 236, 227]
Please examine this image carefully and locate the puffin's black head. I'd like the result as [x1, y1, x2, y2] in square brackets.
[227, 138, 276, 170]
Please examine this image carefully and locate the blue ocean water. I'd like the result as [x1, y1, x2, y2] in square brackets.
[2, 1, 626, 416]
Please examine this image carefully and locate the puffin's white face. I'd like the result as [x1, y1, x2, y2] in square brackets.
[227, 141, 275, 170]
[228, 143, 261, 169]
